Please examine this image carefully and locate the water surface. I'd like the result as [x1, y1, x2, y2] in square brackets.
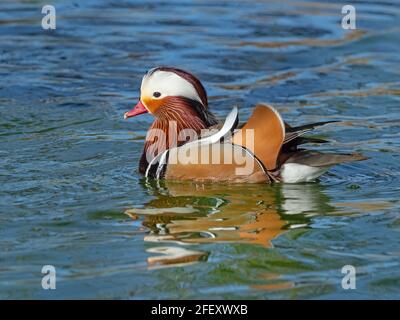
[1, 0, 400, 299]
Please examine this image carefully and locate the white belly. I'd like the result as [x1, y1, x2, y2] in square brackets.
[281, 163, 330, 183]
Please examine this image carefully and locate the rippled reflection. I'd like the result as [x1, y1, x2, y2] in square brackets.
[126, 180, 334, 269]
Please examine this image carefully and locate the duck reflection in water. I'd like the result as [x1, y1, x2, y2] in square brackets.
[125, 180, 334, 269]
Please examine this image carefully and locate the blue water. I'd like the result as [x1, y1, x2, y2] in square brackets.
[1, 0, 400, 299]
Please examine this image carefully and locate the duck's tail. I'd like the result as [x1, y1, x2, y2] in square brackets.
[278, 150, 368, 183]
[283, 150, 368, 167]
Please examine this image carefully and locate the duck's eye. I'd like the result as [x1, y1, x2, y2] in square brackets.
[153, 92, 161, 98]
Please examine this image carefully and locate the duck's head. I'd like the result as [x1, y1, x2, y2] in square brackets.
[124, 67, 216, 126]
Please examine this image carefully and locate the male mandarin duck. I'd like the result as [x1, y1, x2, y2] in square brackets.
[124, 67, 366, 183]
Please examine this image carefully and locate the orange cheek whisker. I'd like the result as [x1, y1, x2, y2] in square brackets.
[142, 97, 166, 114]
[142, 96, 209, 164]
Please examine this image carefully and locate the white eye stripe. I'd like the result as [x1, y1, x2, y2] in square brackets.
[141, 70, 203, 104]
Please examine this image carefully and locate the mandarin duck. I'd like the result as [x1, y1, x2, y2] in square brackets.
[124, 67, 366, 183]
